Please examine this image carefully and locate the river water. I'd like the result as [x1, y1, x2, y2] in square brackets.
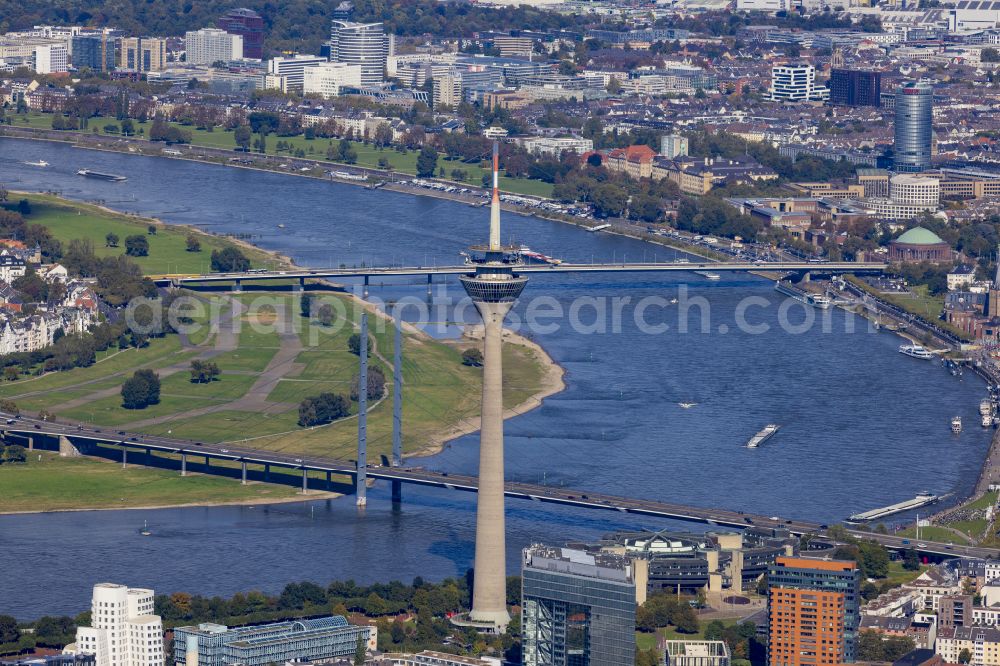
[0, 138, 990, 617]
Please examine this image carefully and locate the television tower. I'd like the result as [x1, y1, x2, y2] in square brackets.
[460, 142, 526, 631]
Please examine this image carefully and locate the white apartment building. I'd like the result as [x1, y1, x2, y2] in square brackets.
[303, 61, 363, 98]
[329, 21, 387, 87]
[770, 64, 828, 102]
[184, 28, 243, 66]
[33, 43, 68, 73]
[938, 626, 1000, 666]
[521, 136, 594, 158]
[737, 0, 790, 12]
[68, 583, 164, 666]
[266, 55, 325, 93]
[432, 74, 463, 108]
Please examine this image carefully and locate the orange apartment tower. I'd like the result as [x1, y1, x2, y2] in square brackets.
[767, 556, 861, 666]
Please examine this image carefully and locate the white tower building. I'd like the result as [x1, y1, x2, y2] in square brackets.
[69, 583, 164, 666]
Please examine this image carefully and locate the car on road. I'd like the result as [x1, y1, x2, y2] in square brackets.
[902, 539, 910, 545]
[917, 543, 927, 548]
[294, 458, 303, 463]
[220, 448, 229, 453]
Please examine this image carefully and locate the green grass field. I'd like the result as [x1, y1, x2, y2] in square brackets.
[11, 112, 554, 198]
[14, 193, 282, 276]
[0, 452, 303, 513]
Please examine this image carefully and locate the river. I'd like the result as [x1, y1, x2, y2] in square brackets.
[0, 137, 990, 617]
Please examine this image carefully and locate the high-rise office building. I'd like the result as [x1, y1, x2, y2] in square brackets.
[521, 545, 640, 666]
[329, 21, 386, 87]
[70, 583, 164, 666]
[769, 64, 828, 102]
[216, 8, 264, 59]
[829, 69, 881, 107]
[120, 37, 166, 72]
[767, 556, 860, 666]
[71, 34, 116, 72]
[894, 81, 933, 173]
[32, 44, 68, 74]
[185, 28, 243, 65]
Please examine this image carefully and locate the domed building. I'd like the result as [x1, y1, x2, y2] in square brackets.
[888, 227, 951, 263]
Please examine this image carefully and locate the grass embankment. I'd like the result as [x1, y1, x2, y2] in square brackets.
[9, 112, 554, 198]
[0, 452, 302, 513]
[17, 192, 284, 275]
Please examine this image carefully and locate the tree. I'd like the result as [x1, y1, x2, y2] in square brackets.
[105, 232, 119, 248]
[190, 360, 221, 383]
[317, 303, 334, 326]
[672, 604, 699, 634]
[347, 331, 376, 357]
[121, 369, 160, 409]
[185, 235, 201, 252]
[337, 139, 358, 164]
[147, 224, 157, 235]
[17, 199, 31, 216]
[210, 247, 250, 272]
[234, 125, 252, 151]
[3, 366, 18, 381]
[3, 444, 25, 463]
[351, 365, 386, 401]
[959, 648, 973, 664]
[416, 146, 438, 177]
[149, 117, 170, 142]
[254, 132, 267, 153]
[903, 548, 921, 571]
[125, 235, 149, 257]
[120, 118, 134, 136]
[300, 292, 313, 318]
[298, 392, 350, 427]
[462, 348, 483, 366]
[354, 635, 366, 666]
[0, 614, 18, 643]
[0, 399, 18, 415]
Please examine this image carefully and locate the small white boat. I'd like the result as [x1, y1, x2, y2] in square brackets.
[696, 271, 721, 280]
[277, 223, 286, 229]
[23, 160, 48, 167]
[139, 520, 151, 536]
[983, 413, 993, 428]
[981, 399, 992, 416]
[952, 416, 963, 433]
[678, 402, 697, 409]
[747, 424, 780, 448]
[899, 344, 934, 360]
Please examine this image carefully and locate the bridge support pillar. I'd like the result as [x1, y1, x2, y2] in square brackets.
[145, 448, 151, 463]
[26, 435, 33, 451]
[58, 435, 80, 458]
[205, 455, 210, 467]
[392, 310, 403, 505]
[392, 481, 402, 503]
[801, 271, 810, 283]
[326, 471, 332, 490]
[241, 461, 247, 485]
[294, 276, 305, 293]
[264, 463, 270, 481]
[362, 275, 369, 299]
[301, 468, 308, 494]
[427, 273, 433, 297]
[181, 453, 187, 476]
[121, 447, 127, 469]
[234, 279, 242, 293]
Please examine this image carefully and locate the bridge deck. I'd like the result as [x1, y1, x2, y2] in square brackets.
[4, 416, 988, 560]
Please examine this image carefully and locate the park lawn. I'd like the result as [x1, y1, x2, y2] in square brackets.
[59, 392, 228, 426]
[964, 491, 998, 511]
[266, 379, 350, 404]
[208, 325, 282, 372]
[637, 617, 740, 650]
[0, 337, 185, 400]
[16, 112, 554, 198]
[159, 371, 259, 402]
[136, 409, 301, 443]
[15, 193, 280, 276]
[885, 561, 929, 585]
[0, 452, 303, 513]
[880, 285, 946, 323]
[897, 525, 969, 544]
[948, 520, 986, 541]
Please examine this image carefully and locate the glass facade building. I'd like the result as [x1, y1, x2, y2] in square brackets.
[172, 616, 373, 666]
[522, 545, 637, 666]
[71, 34, 116, 72]
[894, 82, 933, 173]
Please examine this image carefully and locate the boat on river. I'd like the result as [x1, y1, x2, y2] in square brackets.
[77, 169, 126, 182]
[747, 424, 780, 448]
[899, 344, 934, 360]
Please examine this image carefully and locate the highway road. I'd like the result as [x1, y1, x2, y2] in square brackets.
[4, 412, 992, 560]
[154, 260, 888, 286]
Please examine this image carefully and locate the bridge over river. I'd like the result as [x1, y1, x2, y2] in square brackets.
[4, 413, 988, 562]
